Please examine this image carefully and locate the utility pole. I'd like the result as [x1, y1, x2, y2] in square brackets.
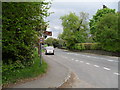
[38, 37, 44, 66]
[38, 30, 52, 66]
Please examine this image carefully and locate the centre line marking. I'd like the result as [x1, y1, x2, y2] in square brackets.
[107, 60, 114, 62]
[82, 55, 85, 56]
[80, 61, 84, 63]
[94, 65, 99, 67]
[114, 72, 120, 75]
[76, 54, 79, 55]
[103, 67, 111, 70]
[72, 59, 74, 60]
[86, 63, 90, 65]
[75, 60, 78, 62]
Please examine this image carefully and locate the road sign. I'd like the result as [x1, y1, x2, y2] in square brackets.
[39, 37, 44, 43]
[44, 31, 52, 36]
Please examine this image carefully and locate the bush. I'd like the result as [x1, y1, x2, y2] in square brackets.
[74, 43, 101, 50]
[2, 2, 51, 64]
[101, 43, 120, 52]
[74, 43, 85, 51]
[83, 43, 91, 50]
[70, 43, 119, 53]
[2, 48, 48, 85]
[90, 43, 102, 50]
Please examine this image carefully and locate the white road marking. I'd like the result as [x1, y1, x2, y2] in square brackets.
[75, 60, 79, 62]
[67, 53, 70, 54]
[86, 63, 90, 65]
[72, 59, 74, 60]
[114, 72, 120, 75]
[69, 53, 118, 62]
[98, 58, 118, 62]
[94, 65, 100, 68]
[107, 60, 114, 62]
[79, 54, 118, 63]
[92, 57, 97, 59]
[82, 55, 86, 56]
[80, 61, 84, 63]
[86, 56, 91, 57]
[75, 54, 79, 55]
[103, 67, 111, 71]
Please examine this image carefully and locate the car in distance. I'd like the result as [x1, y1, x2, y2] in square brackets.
[45, 46, 54, 55]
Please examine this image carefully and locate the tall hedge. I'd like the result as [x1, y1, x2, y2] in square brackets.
[2, 2, 50, 65]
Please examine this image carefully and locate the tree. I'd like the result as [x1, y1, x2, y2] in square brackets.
[2, 2, 51, 65]
[44, 37, 54, 46]
[44, 37, 60, 48]
[60, 12, 89, 49]
[95, 13, 120, 52]
[89, 7, 116, 41]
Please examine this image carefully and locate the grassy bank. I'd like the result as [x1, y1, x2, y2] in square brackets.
[2, 48, 48, 86]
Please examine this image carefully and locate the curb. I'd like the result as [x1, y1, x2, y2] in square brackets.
[46, 55, 72, 88]
[57, 70, 71, 88]
[43, 55, 72, 88]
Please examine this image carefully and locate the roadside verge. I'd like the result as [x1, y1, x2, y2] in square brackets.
[8, 55, 71, 88]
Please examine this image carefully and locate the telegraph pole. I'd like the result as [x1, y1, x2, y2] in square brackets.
[38, 37, 44, 66]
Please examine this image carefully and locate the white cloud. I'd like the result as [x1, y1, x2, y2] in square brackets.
[46, 25, 63, 38]
[54, 26, 62, 30]
[46, 1, 118, 38]
[46, 28, 51, 31]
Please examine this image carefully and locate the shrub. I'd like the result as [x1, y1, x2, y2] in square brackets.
[90, 43, 102, 50]
[82, 43, 91, 50]
[101, 43, 120, 52]
[74, 43, 101, 50]
[2, 49, 48, 85]
[74, 43, 85, 51]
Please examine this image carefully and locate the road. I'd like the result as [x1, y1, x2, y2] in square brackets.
[43, 48, 119, 88]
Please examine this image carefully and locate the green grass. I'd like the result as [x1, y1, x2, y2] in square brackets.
[2, 48, 48, 85]
[0, 60, 2, 85]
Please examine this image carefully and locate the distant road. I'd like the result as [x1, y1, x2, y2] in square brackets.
[44, 48, 119, 88]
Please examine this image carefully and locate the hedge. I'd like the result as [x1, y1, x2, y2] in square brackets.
[73, 43, 119, 52]
[74, 43, 101, 50]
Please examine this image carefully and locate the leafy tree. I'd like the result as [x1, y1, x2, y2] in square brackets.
[2, 2, 51, 65]
[95, 13, 119, 52]
[60, 12, 89, 49]
[89, 7, 116, 41]
[44, 37, 59, 48]
[44, 37, 54, 46]
[52, 39, 59, 48]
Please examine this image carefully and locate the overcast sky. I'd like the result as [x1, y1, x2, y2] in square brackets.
[46, 0, 119, 38]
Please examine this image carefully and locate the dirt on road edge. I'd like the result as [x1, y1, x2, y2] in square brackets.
[59, 72, 98, 88]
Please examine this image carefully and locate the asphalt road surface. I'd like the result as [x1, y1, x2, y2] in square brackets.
[44, 48, 119, 88]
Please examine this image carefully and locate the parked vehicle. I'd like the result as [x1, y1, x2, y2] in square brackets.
[45, 46, 54, 55]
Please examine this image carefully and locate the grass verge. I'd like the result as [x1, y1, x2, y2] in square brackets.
[2, 48, 48, 87]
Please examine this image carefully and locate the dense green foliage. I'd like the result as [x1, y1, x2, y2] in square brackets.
[2, 48, 48, 85]
[71, 43, 101, 51]
[44, 37, 66, 48]
[44, 37, 55, 46]
[44, 37, 59, 47]
[89, 7, 115, 40]
[95, 13, 119, 52]
[60, 12, 89, 49]
[2, 2, 51, 65]
[89, 7, 119, 52]
[2, 2, 51, 86]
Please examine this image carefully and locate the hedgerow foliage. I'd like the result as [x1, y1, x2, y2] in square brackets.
[2, 2, 51, 65]
[89, 7, 119, 52]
